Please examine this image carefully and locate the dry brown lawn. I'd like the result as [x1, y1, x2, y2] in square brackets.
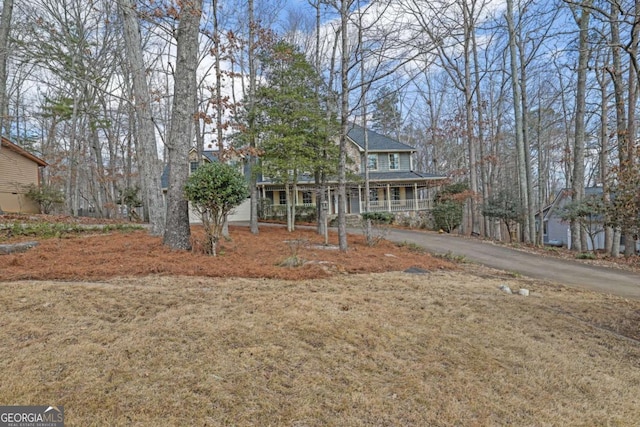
[1, 218, 640, 425]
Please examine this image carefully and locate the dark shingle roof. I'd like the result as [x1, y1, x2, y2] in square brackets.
[203, 151, 220, 162]
[347, 124, 414, 152]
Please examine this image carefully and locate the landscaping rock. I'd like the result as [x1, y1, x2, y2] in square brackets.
[0, 241, 39, 255]
[518, 288, 530, 297]
[499, 284, 513, 294]
[404, 266, 429, 274]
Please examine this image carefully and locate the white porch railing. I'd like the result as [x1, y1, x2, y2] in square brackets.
[364, 199, 432, 212]
[260, 199, 432, 217]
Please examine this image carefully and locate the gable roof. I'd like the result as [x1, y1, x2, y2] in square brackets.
[1, 137, 47, 166]
[347, 124, 414, 152]
[540, 187, 604, 221]
[203, 151, 219, 163]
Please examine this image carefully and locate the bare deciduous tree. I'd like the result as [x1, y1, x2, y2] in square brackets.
[119, 0, 165, 235]
[163, 0, 204, 250]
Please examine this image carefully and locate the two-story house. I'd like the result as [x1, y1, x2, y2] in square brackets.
[256, 124, 446, 216]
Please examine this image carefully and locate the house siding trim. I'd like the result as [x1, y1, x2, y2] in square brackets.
[0, 138, 47, 214]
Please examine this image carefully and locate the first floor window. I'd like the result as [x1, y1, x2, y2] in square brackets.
[391, 187, 401, 204]
[190, 161, 199, 173]
[279, 191, 287, 205]
[302, 191, 313, 205]
[369, 188, 379, 203]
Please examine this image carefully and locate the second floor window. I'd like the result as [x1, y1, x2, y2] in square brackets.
[389, 153, 399, 170]
[367, 154, 378, 170]
[190, 161, 199, 173]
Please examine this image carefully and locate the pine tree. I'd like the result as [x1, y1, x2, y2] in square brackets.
[371, 86, 402, 138]
[254, 41, 338, 232]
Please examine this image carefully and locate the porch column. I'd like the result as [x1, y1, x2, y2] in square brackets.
[358, 185, 362, 213]
[386, 183, 391, 211]
[414, 183, 418, 211]
[262, 185, 266, 199]
[327, 185, 332, 214]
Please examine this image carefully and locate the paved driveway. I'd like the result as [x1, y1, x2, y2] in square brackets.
[384, 228, 640, 299]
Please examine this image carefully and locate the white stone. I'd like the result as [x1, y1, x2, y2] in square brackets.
[499, 285, 512, 294]
[518, 288, 530, 296]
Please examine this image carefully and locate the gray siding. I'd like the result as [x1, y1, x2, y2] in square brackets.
[362, 152, 412, 172]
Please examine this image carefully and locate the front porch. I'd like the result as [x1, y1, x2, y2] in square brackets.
[257, 182, 436, 219]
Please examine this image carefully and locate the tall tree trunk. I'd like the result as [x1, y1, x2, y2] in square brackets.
[518, 40, 537, 244]
[609, 0, 626, 256]
[337, 0, 351, 251]
[487, 71, 502, 241]
[463, 2, 480, 236]
[536, 89, 545, 246]
[163, 0, 203, 250]
[623, 0, 639, 257]
[596, 57, 613, 254]
[213, 0, 224, 156]
[570, 0, 592, 252]
[212, 0, 229, 239]
[66, 87, 81, 216]
[118, 0, 165, 235]
[89, 123, 106, 218]
[0, 0, 12, 213]
[506, 0, 530, 243]
[358, 3, 372, 243]
[471, 21, 489, 237]
[316, 23, 340, 239]
[312, 0, 327, 238]
[0, 0, 12, 138]
[248, 0, 259, 234]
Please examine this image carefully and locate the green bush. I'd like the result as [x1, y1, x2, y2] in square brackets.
[184, 162, 249, 255]
[2, 222, 142, 239]
[432, 182, 468, 233]
[295, 205, 317, 222]
[25, 184, 65, 214]
[432, 200, 463, 233]
[575, 252, 597, 260]
[361, 212, 393, 246]
[396, 241, 426, 254]
[361, 211, 394, 224]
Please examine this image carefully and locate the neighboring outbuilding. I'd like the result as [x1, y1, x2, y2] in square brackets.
[161, 148, 251, 223]
[0, 137, 48, 214]
[538, 187, 604, 249]
[538, 186, 639, 252]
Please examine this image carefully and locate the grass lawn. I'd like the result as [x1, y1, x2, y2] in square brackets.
[1, 218, 639, 425]
[1, 271, 639, 426]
